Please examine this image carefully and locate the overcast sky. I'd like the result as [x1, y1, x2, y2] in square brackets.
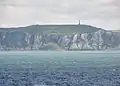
[0, 0, 120, 30]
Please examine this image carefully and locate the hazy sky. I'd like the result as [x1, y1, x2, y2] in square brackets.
[0, 0, 120, 30]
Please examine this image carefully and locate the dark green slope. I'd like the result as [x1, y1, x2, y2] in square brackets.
[0, 24, 102, 34]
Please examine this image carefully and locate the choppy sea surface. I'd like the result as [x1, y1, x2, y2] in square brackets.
[0, 51, 120, 86]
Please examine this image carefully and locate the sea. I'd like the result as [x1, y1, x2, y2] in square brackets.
[0, 51, 120, 86]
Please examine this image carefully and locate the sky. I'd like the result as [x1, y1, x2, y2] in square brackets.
[0, 0, 120, 30]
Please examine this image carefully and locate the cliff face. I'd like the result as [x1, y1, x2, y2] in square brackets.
[0, 30, 120, 51]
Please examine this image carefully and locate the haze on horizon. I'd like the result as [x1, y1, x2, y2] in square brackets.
[0, 0, 120, 30]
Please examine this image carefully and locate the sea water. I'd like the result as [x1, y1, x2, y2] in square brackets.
[0, 51, 120, 86]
